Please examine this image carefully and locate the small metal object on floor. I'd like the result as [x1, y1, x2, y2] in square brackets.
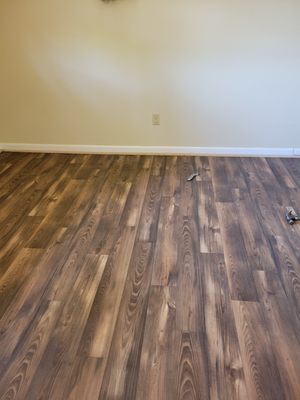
[187, 173, 199, 181]
[286, 207, 300, 225]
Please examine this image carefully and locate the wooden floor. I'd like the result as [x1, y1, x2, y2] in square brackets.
[0, 152, 300, 399]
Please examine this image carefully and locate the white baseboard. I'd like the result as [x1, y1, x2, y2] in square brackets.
[0, 143, 299, 157]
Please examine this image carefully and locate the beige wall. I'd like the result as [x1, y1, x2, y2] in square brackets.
[0, 0, 299, 147]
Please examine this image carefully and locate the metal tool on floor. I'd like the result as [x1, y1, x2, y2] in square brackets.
[187, 173, 199, 181]
[285, 207, 300, 225]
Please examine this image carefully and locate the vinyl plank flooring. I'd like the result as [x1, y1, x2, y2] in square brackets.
[0, 153, 299, 399]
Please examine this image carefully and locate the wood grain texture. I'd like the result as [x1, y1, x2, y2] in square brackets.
[135, 286, 178, 400]
[232, 300, 285, 400]
[0, 153, 300, 399]
[254, 270, 300, 400]
[99, 242, 153, 399]
[201, 253, 248, 400]
[216, 202, 258, 301]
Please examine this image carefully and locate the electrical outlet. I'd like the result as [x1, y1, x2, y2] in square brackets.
[152, 113, 160, 125]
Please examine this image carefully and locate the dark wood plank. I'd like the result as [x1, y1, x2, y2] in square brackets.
[194, 156, 211, 182]
[0, 216, 44, 279]
[0, 247, 43, 318]
[151, 195, 179, 286]
[65, 356, 104, 400]
[210, 157, 233, 202]
[176, 332, 209, 400]
[201, 253, 248, 400]
[281, 158, 300, 189]
[232, 190, 277, 272]
[232, 300, 286, 400]
[216, 202, 258, 301]
[197, 181, 223, 253]
[99, 242, 153, 399]
[137, 173, 163, 242]
[135, 286, 178, 400]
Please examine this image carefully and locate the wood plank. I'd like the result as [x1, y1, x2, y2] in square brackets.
[135, 286, 177, 400]
[210, 157, 233, 202]
[194, 156, 211, 182]
[225, 157, 248, 191]
[120, 157, 152, 228]
[152, 156, 180, 285]
[201, 253, 248, 400]
[0, 247, 42, 318]
[216, 202, 258, 301]
[281, 158, 300, 189]
[232, 300, 285, 399]
[175, 215, 200, 331]
[267, 158, 297, 191]
[197, 181, 223, 253]
[0, 216, 44, 279]
[161, 155, 179, 197]
[65, 357, 104, 400]
[232, 192, 277, 272]
[151, 196, 178, 286]
[0, 153, 39, 200]
[137, 174, 163, 242]
[99, 242, 154, 399]
[176, 332, 209, 400]
[240, 158, 288, 239]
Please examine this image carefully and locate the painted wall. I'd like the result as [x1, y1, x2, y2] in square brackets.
[0, 0, 299, 147]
